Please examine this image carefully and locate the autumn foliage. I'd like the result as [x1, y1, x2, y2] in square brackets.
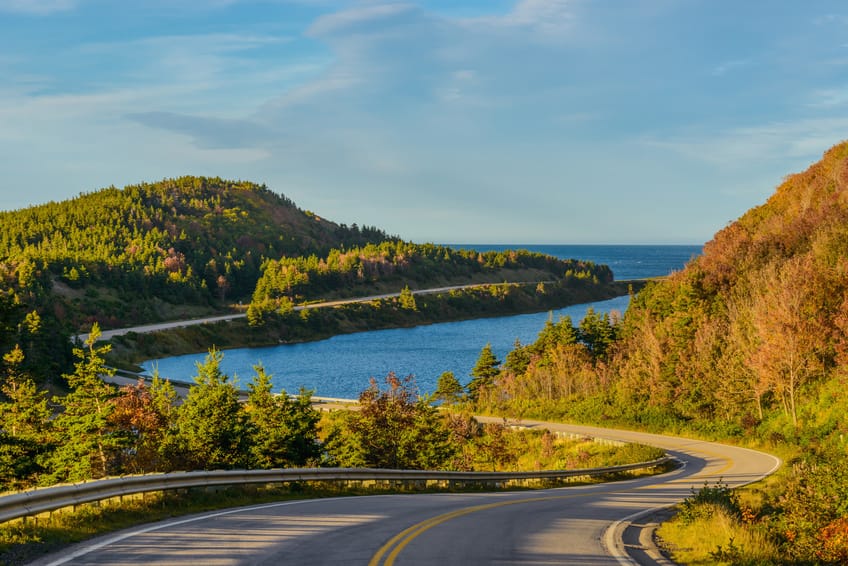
[472, 140, 848, 562]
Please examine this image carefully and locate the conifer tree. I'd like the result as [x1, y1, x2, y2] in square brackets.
[578, 308, 616, 359]
[246, 364, 320, 468]
[504, 338, 532, 375]
[434, 371, 464, 404]
[468, 343, 501, 402]
[170, 348, 252, 470]
[46, 324, 122, 482]
[398, 286, 417, 311]
[0, 345, 52, 489]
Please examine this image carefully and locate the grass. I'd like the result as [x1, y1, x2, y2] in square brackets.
[656, 504, 779, 565]
[482, 427, 666, 472]
[655, 482, 782, 566]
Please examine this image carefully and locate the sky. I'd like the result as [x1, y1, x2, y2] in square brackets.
[1, 1, 847, 245]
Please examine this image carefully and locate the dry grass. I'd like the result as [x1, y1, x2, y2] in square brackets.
[656, 503, 779, 565]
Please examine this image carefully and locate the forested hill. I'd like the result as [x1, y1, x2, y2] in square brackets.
[0, 176, 391, 377]
[0, 176, 389, 323]
[613, 140, 848, 429]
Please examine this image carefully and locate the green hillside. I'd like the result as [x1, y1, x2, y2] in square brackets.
[0, 176, 389, 328]
[0, 176, 390, 380]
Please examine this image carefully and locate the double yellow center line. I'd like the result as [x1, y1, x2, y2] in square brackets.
[369, 450, 736, 565]
[368, 494, 572, 566]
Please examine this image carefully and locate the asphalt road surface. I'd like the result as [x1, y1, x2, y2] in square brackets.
[31, 421, 779, 566]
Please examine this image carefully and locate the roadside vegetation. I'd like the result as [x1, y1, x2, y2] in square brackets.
[0, 336, 665, 565]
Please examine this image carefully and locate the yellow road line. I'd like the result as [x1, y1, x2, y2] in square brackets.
[369, 495, 565, 566]
[369, 450, 737, 565]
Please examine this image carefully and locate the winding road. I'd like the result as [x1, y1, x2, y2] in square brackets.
[31, 421, 779, 566]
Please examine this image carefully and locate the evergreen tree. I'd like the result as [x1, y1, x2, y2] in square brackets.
[46, 324, 122, 483]
[434, 371, 464, 404]
[578, 308, 616, 359]
[534, 315, 577, 354]
[246, 364, 320, 468]
[169, 348, 252, 470]
[468, 343, 501, 402]
[503, 338, 532, 375]
[398, 285, 417, 311]
[0, 345, 52, 489]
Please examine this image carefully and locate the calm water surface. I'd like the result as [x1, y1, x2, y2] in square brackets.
[142, 245, 701, 398]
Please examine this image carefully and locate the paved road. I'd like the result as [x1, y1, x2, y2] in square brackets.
[77, 283, 542, 342]
[31, 422, 779, 566]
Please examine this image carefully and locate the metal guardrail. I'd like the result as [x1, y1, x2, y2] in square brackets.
[0, 457, 672, 524]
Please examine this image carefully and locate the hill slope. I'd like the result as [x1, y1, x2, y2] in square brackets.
[474, 140, 848, 562]
[613, 140, 848, 429]
[0, 176, 389, 329]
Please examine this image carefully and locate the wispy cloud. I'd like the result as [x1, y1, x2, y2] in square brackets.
[307, 3, 416, 36]
[126, 111, 278, 150]
[4, 0, 848, 243]
[807, 85, 848, 107]
[641, 119, 848, 170]
[461, 0, 578, 40]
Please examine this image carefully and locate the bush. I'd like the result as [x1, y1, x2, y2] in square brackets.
[678, 480, 741, 525]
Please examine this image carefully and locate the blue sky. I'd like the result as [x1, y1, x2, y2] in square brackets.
[1, 1, 846, 244]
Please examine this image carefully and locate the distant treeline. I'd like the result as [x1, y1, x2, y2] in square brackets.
[0, 176, 389, 327]
[248, 241, 611, 324]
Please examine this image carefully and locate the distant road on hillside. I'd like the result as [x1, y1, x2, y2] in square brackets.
[76, 282, 551, 342]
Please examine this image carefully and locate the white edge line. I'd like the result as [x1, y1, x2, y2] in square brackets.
[604, 504, 674, 566]
[40, 496, 350, 566]
[602, 446, 781, 565]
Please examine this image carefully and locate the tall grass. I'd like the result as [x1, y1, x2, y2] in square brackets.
[656, 481, 781, 565]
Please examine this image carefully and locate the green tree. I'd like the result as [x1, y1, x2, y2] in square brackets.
[0, 345, 52, 489]
[468, 343, 501, 402]
[46, 324, 122, 483]
[246, 364, 321, 468]
[398, 286, 417, 311]
[1, 345, 51, 440]
[168, 348, 252, 470]
[503, 338, 532, 375]
[578, 308, 616, 359]
[434, 371, 464, 404]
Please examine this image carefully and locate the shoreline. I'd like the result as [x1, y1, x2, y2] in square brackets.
[120, 284, 639, 399]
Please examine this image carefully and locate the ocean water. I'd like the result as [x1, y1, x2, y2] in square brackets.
[142, 244, 701, 399]
[451, 244, 702, 281]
